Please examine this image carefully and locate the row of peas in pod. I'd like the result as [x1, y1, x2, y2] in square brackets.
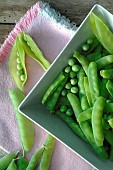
[41, 12, 113, 160]
[0, 134, 55, 170]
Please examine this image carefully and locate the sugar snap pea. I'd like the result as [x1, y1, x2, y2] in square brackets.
[42, 73, 65, 104]
[0, 151, 18, 170]
[6, 160, 17, 170]
[55, 110, 88, 142]
[90, 12, 113, 54]
[86, 52, 101, 62]
[100, 69, 113, 79]
[38, 134, 55, 170]
[26, 146, 44, 170]
[106, 80, 113, 98]
[46, 76, 68, 112]
[77, 68, 85, 99]
[9, 89, 34, 153]
[81, 96, 89, 111]
[96, 55, 113, 69]
[88, 62, 100, 104]
[77, 107, 92, 122]
[74, 51, 89, 76]
[16, 157, 28, 170]
[24, 32, 50, 70]
[92, 96, 106, 146]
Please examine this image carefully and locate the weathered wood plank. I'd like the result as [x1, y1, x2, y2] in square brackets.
[0, 0, 113, 24]
[0, 24, 14, 45]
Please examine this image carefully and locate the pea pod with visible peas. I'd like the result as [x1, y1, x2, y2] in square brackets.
[90, 12, 113, 54]
[26, 146, 44, 170]
[9, 89, 34, 153]
[9, 38, 27, 91]
[0, 151, 18, 170]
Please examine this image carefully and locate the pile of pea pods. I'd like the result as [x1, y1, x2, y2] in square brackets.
[42, 12, 113, 160]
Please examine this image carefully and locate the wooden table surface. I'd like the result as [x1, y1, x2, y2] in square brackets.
[0, 0, 113, 46]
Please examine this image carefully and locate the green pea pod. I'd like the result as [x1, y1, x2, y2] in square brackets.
[94, 44, 103, 53]
[104, 129, 113, 146]
[108, 118, 113, 128]
[104, 103, 113, 112]
[92, 96, 106, 146]
[88, 62, 100, 104]
[26, 146, 44, 170]
[57, 96, 70, 106]
[0, 151, 18, 170]
[9, 89, 34, 153]
[86, 52, 101, 62]
[84, 77, 92, 106]
[42, 73, 65, 104]
[81, 95, 89, 111]
[74, 51, 89, 76]
[67, 93, 108, 159]
[38, 134, 55, 170]
[9, 39, 26, 91]
[46, 76, 68, 112]
[77, 107, 92, 122]
[90, 12, 113, 54]
[6, 159, 17, 170]
[106, 80, 113, 98]
[96, 55, 113, 69]
[16, 157, 28, 170]
[100, 69, 113, 79]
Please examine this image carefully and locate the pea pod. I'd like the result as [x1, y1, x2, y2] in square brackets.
[92, 96, 106, 146]
[104, 129, 113, 146]
[88, 62, 100, 104]
[100, 78, 109, 98]
[46, 75, 68, 112]
[74, 51, 89, 76]
[0, 151, 18, 170]
[6, 160, 17, 170]
[104, 103, 113, 112]
[84, 77, 92, 106]
[42, 73, 65, 104]
[26, 146, 44, 170]
[38, 134, 55, 170]
[16, 157, 28, 170]
[86, 52, 101, 62]
[108, 118, 113, 128]
[106, 80, 113, 98]
[90, 12, 113, 54]
[77, 107, 92, 122]
[96, 55, 113, 69]
[9, 38, 26, 91]
[56, 110, 88, 142]
[9, 89, 34, 153]
[100, 69, 113, 79]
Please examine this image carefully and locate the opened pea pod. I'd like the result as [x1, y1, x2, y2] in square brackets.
[9, 37, 27, 91]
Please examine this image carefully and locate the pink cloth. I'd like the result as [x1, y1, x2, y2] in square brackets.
[0, 1, 95, 170]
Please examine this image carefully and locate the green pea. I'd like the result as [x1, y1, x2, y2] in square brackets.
[6, 160, 17, 170]
[82, 44, 90, 51]
[60, 105, 67, 112]
[66, 108, 73, 116]
[72, 64, 80, 72]
[20, 75, 25, 82]
[87, 38, 93, 45]
[61, 89, 67, 96]
[70, 87, 78, 94]
[17, 63, 23, 70]
[64, 66, 71, 73]
[70, 78, 77, 85]
[68, 57, 76, 66]
[70, 71, 77, 78]
[65, 82, 72, 89]
[17, 70, 23, 76]
[16, 57, 21, 64]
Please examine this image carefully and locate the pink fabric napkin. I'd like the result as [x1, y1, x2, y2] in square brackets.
[0, 1, 95, 169]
